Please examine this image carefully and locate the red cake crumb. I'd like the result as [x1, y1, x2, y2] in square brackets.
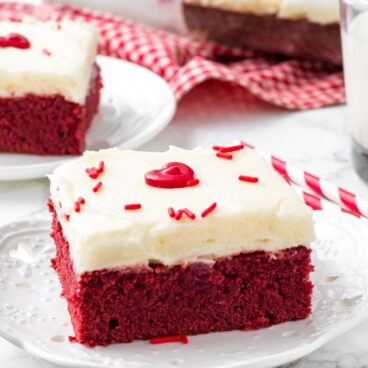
[49, 202, 313, 346]
[150, 335, 189, 344]
[0, 64, 102, 155]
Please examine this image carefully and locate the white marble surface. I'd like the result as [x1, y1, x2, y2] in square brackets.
[1, 81, 368, 367]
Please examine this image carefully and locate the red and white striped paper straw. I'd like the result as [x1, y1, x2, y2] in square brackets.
[241, 141, 368, 218]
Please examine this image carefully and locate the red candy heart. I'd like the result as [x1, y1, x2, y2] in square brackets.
[0, 33, 31, 49]
[145, 162, 195, 189]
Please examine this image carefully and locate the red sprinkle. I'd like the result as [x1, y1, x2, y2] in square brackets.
[213, 144, 244, 153]
[150, 335, 189, 345]
[187, 178, 200, 187]
[201, 202, 217, 218]
[74, 201, 81, 213]
[239, 175, 259, 183]
[98, 161, 105, 174]
[183, 208, 196, 220]
[42, 48, 51, 56]
[220, 144, 244, 153]
[216, 152, 233, 160]
[85, 167, 99, 179]
[0, 33, 31, 49]
[93, 181, 103, 193]
[78, 197, 86, 204]
[168, 207, 176, 218]
[86, 161, 105, 179]
[124, 203, 142, 210]
[175, 209, 183, 220]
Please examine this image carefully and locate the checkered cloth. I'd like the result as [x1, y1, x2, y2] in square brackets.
[0, 2, 345, 110]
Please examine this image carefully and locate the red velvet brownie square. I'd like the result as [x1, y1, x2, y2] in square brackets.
[0, 20, 101, 155]
[183, 0, 341, 64]
[49, 145, 315, 346]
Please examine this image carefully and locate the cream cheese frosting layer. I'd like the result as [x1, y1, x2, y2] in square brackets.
[49, 146, 315, 273]
[0, 19, 98, 103]
[184, 0, 340, 25]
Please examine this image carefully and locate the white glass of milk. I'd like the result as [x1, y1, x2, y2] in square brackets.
[341, 0, 368, 181]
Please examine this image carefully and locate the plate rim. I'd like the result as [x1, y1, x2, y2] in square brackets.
[0, 55, 176, 182]
[1, 211, 368, 368]
[2, 312, 368, 368]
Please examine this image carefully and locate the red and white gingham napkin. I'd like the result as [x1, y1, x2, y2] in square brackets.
[0, 2, 345, 110]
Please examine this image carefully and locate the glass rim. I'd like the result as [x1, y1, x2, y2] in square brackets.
[341, 0, 368, 16]
[341, 0, 368, 7]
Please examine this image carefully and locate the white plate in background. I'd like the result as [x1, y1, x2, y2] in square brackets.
[0, 55, 176, 181]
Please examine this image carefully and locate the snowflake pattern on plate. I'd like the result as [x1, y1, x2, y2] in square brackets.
[0, 211, 368, 368]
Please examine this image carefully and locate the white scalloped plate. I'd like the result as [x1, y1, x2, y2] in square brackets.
[0, 55, 176, 181]
[0, 211, 368, 368]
